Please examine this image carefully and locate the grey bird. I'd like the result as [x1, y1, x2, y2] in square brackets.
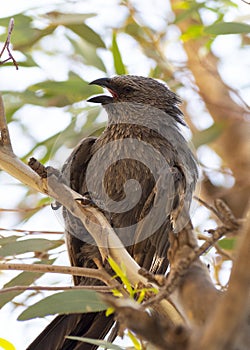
[27, 75, 198, 350]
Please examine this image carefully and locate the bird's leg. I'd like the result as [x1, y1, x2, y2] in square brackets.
[75, 191, 96, 207]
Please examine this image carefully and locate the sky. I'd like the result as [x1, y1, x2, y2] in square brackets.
[0, 0, 250, 349]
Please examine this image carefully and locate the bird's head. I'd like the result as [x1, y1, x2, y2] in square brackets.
[88, 75, 185, 125]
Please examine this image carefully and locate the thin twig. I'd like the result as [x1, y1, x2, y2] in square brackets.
[0, 95, 13, 150]
[0, 262, 114, 286]
[0, 18, 18, 70]
[194, 196, 220, 218]
[0, 227, 63, 235]
[0, 204, 49, 213]
[194, 196, 240, 228]
[214, 243, 233, 261]
[0, 285, 114, 295]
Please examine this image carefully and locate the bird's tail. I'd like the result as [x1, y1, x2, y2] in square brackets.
[27, 311, 114, 350]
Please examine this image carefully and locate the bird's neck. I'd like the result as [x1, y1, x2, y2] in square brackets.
[104, 101, 180, 135]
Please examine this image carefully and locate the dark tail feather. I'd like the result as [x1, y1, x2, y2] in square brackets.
[27, 312, 114, 350]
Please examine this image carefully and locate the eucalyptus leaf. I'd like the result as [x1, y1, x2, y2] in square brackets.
[204, 22, 250, 35]
[67, 23, 105, 48]
[66, 337, 125, 350]
[0, 235, 20, 246]
[67, 36, 106, 72]
[111, 31, 126, 75]
[0, 14, 55, 51]
[45, 12, 96, 26]
[174, 2, 204, 23]
[28, 73, 102, 107]
[0, 238, 63, 257]
[18, 290, 107, 320]
[218, 238, 236, 251]
[192, 123, 224, 148]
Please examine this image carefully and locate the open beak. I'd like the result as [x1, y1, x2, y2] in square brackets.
[87, 77, 117, 104]
[89, 77, 112, 89]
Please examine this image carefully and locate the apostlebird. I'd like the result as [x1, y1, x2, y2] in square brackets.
[27, 75, 198, 350]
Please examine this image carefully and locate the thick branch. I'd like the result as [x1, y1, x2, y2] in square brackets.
[103, 295, 189, 350]
[193, 203, 250, 350]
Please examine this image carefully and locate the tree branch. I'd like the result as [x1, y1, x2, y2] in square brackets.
[0, 18, 18, 69]
[0, 262, 114, 286]
[0, 285, 113, 294]
[102, 294, 189, 350]
[193, 203, 250, 350]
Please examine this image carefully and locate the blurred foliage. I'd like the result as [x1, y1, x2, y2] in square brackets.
[0, 0, 249, 346]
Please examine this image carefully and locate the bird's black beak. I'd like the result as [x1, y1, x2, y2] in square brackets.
[89, 77, 112, 89]
[87, 77, 116, 104]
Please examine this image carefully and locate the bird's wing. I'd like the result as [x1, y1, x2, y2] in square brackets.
[62, 137, 97, 193]
[61, 137, 104, 285]
[132, 162, 187, 275]
[27, 137, 116, 350]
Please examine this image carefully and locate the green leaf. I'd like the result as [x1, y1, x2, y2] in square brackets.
[28, 73, 102, 107]
[192, 123, 224, 148]
[0, 238, 63, 257]
[204, 22, 250, 35]
[18, 290, 107, 320]
[66, 337, 124, 350]
[218, 238, 236, 250]
[67, 23, 105, 48]
[0, 235, 20, 246]
[67, 35, 106, 72]
[0, 259, 56, 308]
[174, 2, 204, 23]
[111, 31, 127, 75]
[45, 11, 96, 26]
[0, 14, 55, 51]
[125, 23, 145, 38]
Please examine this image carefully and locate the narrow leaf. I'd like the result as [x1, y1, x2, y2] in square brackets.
[127, 330, 142, 350]
[67, 35, 106, 72]
[192, 123, 224, 148]
[204, 22, 250, 35]
[112, 31, 126, 75]
[0, 338, 15, 350]
[18, 290, 107, 320]
[66, 337, 124, 350]
[0, 238, 63, 257]
[108, 257, 133, 296]
[45, 12, 96, 25]
[28, 73, 102, 106]
[174, 2, 204, 23]
[67, 23, 105, 48]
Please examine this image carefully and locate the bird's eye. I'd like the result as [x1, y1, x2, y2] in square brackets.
[123, 86, 134, 94]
